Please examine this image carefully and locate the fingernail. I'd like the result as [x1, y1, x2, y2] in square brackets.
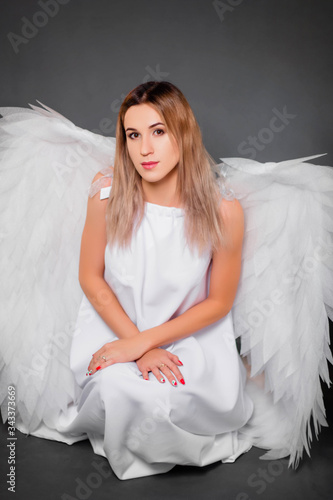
[96, 366, 102, 371]
[172, 380, 177, 386]
[180, 378, 185, 385]
[144, 377, 149, 381]
[178, 360, 183, 366]
[160, 378, 165, 383]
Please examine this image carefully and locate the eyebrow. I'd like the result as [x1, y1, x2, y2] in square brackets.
[125, 122, 165, 132]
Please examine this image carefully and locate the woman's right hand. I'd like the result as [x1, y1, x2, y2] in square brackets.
[136, 348, 185, 387]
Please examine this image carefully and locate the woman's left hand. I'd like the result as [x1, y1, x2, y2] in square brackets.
[86, 337, 145, 375]
[136, 348, 185, 386]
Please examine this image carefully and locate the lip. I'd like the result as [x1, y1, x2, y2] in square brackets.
[141, 161, 159, 170]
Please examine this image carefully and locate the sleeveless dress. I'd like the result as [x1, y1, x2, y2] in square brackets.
[58, 200, 254, 480]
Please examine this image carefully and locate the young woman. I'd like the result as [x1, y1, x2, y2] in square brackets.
[65, 82, 254, 479]
[0, 81, 332, 480]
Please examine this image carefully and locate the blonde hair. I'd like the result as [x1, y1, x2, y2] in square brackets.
[106, 81, 224, 254]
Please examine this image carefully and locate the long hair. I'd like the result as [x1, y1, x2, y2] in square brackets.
[106, 81, 225, 254]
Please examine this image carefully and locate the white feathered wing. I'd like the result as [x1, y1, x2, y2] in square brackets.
[216, 156, 333, 466]
[0, 103, 116, 435]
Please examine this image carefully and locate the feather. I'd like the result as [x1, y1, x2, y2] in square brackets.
[217, 156, 333, 466]
[0, 103, 116, 436]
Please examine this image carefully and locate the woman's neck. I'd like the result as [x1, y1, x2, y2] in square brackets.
[141, 169, 182, 208]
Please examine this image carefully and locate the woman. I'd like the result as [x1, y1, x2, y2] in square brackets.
[65, 81, 254, 479]
[0, 81, 332, 480]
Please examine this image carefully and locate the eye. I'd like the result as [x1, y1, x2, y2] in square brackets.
[153, 129, 165, 136]
[127, 132, 139, 140]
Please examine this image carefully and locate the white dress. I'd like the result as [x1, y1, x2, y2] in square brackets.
[59, 200, 254, 480]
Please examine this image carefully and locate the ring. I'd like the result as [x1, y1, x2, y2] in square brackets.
[102, 356, 107, 361]
[159, 363, 165, 369]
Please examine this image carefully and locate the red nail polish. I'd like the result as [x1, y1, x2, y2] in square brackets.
[96, 366, 101, 371]
[144, 377, 149, 380]
[179, 360, 183, 366]
[180, 378, 185, 385]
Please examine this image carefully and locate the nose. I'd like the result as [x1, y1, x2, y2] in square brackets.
[140, 133, 154, 157]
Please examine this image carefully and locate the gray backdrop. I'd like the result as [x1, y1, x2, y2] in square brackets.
[0, 0, 333, 475]
[1, 0, 332, 164]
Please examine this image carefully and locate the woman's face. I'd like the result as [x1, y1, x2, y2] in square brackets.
[124, 103, 180, 184]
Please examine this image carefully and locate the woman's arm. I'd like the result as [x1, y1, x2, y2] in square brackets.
[79, 172, 140, 339]
[139, 197, 244, 350]
[88, 197, 244, 370]
[82, 173, 183, 383]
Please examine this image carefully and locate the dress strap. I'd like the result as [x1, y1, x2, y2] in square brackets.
[88, 167, 113, 199]
[212, 162, 236, 201]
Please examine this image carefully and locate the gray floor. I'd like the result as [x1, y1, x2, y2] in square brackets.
[0, 381, 332, 500]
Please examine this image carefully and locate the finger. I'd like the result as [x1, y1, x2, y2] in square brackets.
[87, 353, 102, 372]
[141, 369, 150, 381]
[87, 357, 115, 376]
[151, 368, 165, 384]
[92, 347, 104, 362]
[169, 364, 185, 385]
[165, 350, 184, 366]
[88, 343, 112, 370]
[87, 356, 99, 373]
[160, 366, 178, 387]
[163, 363, 185, 386]
[94, 359, 114, 374]
[167, 352, 183, 366]
[88, 349, 110, 372]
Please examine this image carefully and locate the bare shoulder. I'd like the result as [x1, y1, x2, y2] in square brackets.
[92, 171, 105, 182]
[86, 168, 113, 221]
[88, 167, 114, 203]
[219, 197, 244, 225]
[91, 166, 114, 184]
